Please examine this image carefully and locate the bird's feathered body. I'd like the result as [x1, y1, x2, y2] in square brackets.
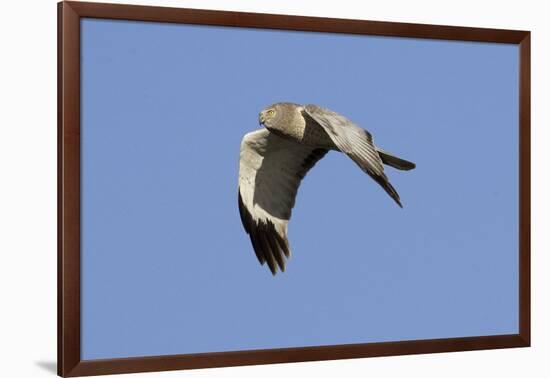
[239, 102, 415, 275]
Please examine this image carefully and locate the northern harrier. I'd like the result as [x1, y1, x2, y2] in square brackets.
[238, 102, 415, 275]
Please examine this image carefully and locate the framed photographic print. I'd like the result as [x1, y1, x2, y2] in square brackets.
[58, 1, 530, 376]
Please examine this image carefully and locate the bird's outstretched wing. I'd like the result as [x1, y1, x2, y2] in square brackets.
[303, 104, 402, 207]
[238, 129, 328, 274]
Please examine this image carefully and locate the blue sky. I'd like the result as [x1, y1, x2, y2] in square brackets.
[80, 18, 519, 360]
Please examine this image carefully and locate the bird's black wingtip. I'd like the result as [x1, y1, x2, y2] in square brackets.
[394, 196, 403, 208]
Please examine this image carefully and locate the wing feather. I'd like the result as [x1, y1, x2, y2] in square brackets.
[238, 129, 328, 274]
[303, 104, 402, 207]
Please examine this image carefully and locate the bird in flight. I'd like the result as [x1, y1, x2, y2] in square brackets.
[238, 102, 415, 275]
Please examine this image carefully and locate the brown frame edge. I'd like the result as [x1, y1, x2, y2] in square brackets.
[58, 1, 531, 376]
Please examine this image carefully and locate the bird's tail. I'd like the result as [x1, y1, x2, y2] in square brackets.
[376, 148, 416, 171]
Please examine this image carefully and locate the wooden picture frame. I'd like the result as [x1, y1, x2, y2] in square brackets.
[58, 1, 530, 376]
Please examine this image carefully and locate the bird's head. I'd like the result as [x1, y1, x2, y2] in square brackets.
[259, 105, 279, 129]
[259, 102, 298, 132]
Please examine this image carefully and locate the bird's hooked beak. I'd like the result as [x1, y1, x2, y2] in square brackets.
[259, 111, 266, 126]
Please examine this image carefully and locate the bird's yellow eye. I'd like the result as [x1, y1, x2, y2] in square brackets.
[267, 109, 276, 117]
